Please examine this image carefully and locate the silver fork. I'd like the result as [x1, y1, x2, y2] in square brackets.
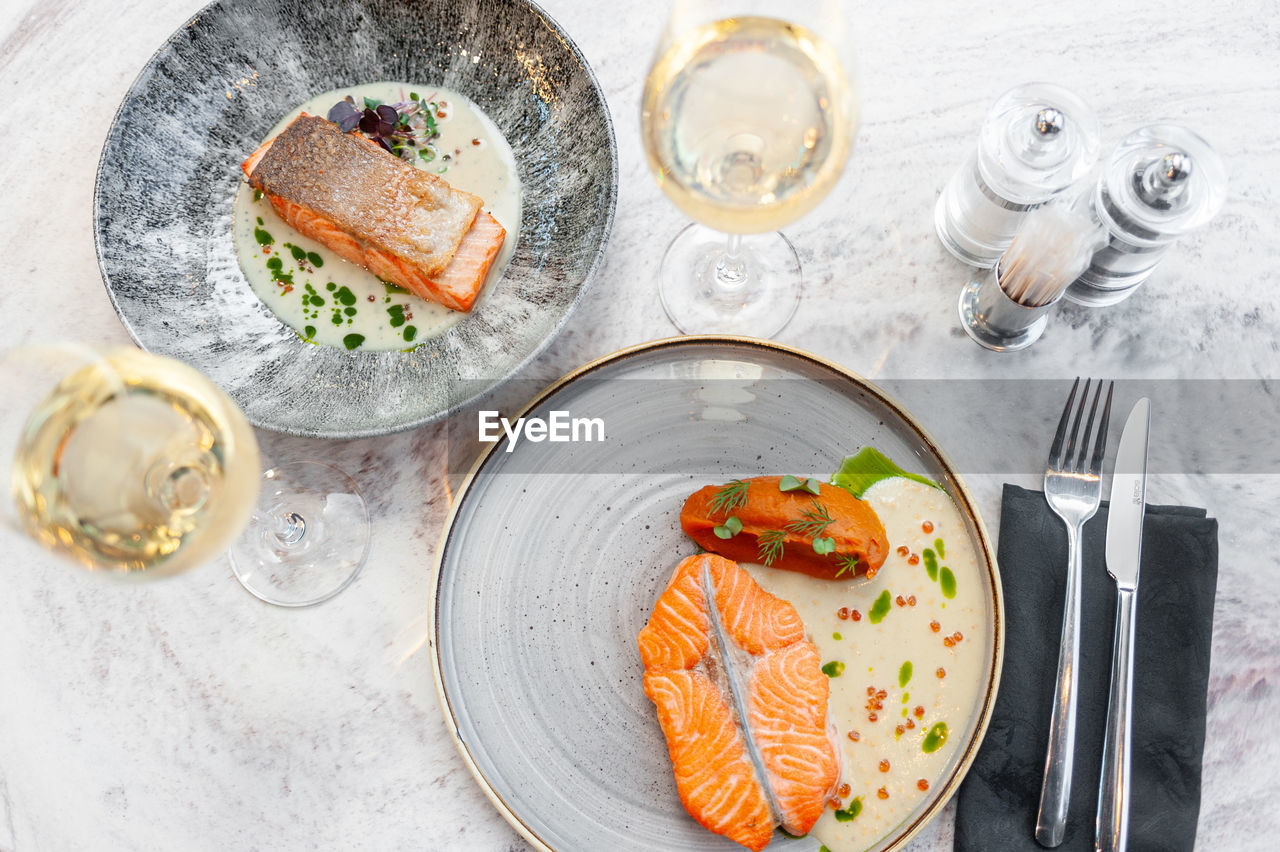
[1034, 377, 1114, 848]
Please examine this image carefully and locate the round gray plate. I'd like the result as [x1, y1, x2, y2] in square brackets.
[432, 337, 1003, 852]
[94, 0, 616, 438]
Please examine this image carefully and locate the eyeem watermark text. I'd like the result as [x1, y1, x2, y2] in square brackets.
[478, 410, 605, 452]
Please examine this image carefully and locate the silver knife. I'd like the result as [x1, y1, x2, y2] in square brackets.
[1095, 398, 1151, 852]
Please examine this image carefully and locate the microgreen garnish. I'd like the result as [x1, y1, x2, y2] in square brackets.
[709, 480, 750, 516]
[327, 92, 443, 164]
[779, 475, 823, 495]
[757, 529, 786, 566]
[813, 535, 836, 555]
[834, 553, 861, 578]
[783, 501, 835, 539]
[713, 516, 743, 539]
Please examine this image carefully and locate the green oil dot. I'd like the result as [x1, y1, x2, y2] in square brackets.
[940, 567, 957, 599]
[923, 548, 939, 581]
[335, 286, 357, 306]
[832, 632, 843, 641]
[899, 660, 913, 687]
[342, 333, 365, 350]
[923, 721, 949, 753]
[311, 296, 324, 306]
[869, 590, 892, 624]
[902, 691, 910, 704]
[255, 216, 263, 225]
[821, 660, 845, 678]
[388, 304, 406, 327]
[254, 227, 273, 246]
[344, 306, 357, 317]
[307, 252, 324, 267]
[935, 537, 946, 558]
[834, 798, 862, 823]
[266, 256, 282, 271]
[304, 325, 316, 339]
[326, 282, 336, 291]
[287, 243, 306, 262]
[403, 325, 418, 342]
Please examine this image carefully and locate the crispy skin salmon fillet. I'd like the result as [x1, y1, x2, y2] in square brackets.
[638, 554, 841, 851]
[243, 114, 506, 312]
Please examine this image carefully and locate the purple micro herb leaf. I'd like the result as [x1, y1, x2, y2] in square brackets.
[327, 100, 361, 132]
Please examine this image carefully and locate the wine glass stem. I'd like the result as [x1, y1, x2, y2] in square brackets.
[273, 511, 307, 546]
[716, 233, 748, 289]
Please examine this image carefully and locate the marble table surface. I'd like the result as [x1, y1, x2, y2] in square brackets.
[1, 0, 1277, 849]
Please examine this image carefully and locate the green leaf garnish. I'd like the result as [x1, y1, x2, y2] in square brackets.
[778, 476, 823, 495]
[363, 96, 382, 110]
[713, 516, 743, 539]
[709, 480, 751, 516]
[409, 91, 420, 101]
[813, 535, 836, 555]
[831, 447, 940, 498]
[783, 501, 834, 539]
[757, 529, 786, 566]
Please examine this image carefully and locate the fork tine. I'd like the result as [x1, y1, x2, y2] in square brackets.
[1063, 378, 1092, 472]
[1088, 381, 1115, 475]
[1075, 379, 1103, 471]
[1049, 377, 1080, 469]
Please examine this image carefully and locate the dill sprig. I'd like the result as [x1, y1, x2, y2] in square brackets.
[757, 529, 786, 566]
[833, 553, 861, 578]
[709, 480, 751, 516]
[783, 501, 835, 539]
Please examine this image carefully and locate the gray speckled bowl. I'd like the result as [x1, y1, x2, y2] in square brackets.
[94, 0, 616, 438]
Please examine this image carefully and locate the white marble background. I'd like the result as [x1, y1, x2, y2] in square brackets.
[1, 0, 1277, 849]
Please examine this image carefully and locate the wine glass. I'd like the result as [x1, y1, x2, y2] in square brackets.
[2, 345, 368, 606]
[641, 0, 859, 338]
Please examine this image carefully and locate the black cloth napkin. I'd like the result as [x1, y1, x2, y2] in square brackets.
[955, 484, 1218, 852]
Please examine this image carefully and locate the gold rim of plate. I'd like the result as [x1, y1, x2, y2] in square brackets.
[429, 334, 1005, 852]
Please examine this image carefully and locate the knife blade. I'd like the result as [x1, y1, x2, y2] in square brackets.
[1096, 397, 1151, 852]
[1105, 398, 1151, 591]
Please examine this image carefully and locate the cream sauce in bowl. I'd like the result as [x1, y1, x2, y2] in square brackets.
[743, 477, 994, 851]
[232, 82, 521, 351]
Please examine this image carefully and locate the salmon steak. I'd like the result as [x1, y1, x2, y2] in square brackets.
[242, 114, 506, 312]
[638, 553, 841, 851]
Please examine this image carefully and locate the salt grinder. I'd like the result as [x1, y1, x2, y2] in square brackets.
[1065, 124, 1226, 305]
[935, 83, 1101, 268]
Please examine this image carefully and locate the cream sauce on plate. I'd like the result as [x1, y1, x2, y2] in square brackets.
[742, 477, 992, 851]
[232, 82, 521, 351]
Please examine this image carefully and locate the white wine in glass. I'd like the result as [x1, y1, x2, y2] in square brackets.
[8, 346, 260, 577]
[642, 1, 858, 337]
[5, 346, 369, 606]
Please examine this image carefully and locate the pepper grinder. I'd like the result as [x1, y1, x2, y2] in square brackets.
[935, 83, 1101, 268]
[1065, 125, 1226, 306]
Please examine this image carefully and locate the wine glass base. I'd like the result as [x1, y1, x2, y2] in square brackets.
[658, 224, 802, 338]
[228, 461, 370, 607]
